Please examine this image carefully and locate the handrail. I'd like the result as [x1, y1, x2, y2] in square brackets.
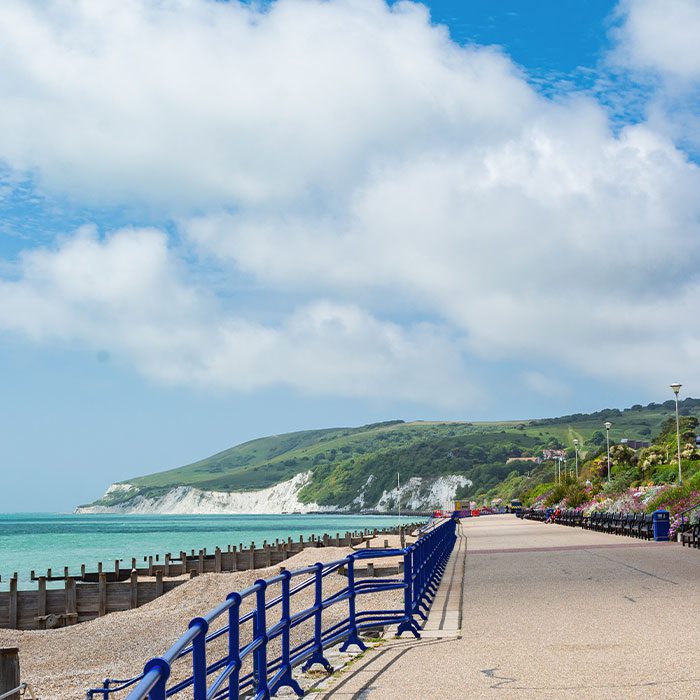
[86, 519, 456, 700]
[0, 683, 37, 700]
[678, 499, 700, 532]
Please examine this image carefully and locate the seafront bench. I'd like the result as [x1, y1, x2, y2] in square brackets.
[639, 514, 654, 540]
[622, 513, 635, 536]
[681, 524, 699, 548]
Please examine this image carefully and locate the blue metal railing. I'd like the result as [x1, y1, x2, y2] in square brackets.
[86, 519, 456, 700]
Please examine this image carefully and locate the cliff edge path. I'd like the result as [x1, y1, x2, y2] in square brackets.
[317, 514, 700, 700]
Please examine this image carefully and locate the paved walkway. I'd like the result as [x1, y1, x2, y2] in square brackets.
[317, 514, 700, 699]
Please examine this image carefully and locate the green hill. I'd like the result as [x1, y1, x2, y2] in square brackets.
[80, 399, 700, 511]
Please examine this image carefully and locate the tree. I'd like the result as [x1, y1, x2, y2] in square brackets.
[589, 431, 605, 446]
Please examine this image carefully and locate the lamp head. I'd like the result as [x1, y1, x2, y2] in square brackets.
[604, 421, 612, 430]
[573, 439, 579, 446]
[670, 382, 682, 395]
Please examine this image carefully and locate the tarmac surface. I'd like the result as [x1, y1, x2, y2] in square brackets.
[315, 514, 700, 700]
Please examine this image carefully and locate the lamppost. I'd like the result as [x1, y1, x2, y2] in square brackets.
[573, 438, 579, 479]
[670, 383, 682, 485]
[604, 421, 612, 482]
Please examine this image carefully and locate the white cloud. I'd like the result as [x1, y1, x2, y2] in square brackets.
[0, 227, 475, 405]
[0, 0, 534, 209]
[612, 0, 700, 82]
[611, 0, 700, 147]
[0, 0, 699, 404]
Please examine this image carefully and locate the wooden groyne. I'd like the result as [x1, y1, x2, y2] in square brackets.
[0, 523, 421, 631]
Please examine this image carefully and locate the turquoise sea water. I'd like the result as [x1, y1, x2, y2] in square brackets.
[0, 513, 404, 589]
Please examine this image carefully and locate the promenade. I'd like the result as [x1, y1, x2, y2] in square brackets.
[318, 514, 700, 699]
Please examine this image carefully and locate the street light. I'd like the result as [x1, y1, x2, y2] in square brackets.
[604, 421, 612, 482]
[671, 383, 683, 485]
[573, 438, 579, 479]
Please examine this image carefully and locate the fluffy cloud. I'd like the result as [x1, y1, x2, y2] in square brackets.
[611, 0, 700, 147]
[0, 0, 533, 209]
[1, 0, 700, 405]
[613, 0, 700, 82]
[0, 227, 475, 404]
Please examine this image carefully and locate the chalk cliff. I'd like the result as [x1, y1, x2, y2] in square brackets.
[75, 472, 470, 514]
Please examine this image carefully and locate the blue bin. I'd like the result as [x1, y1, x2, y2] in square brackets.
[652, 509, 670, 541]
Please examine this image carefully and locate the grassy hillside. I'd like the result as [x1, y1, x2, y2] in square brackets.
[81, 399, 700, 510]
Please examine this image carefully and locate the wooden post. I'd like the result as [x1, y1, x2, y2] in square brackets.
[148, 556, 154, 577]
[130, 571, 138, 609]
[155, 570, 164, 597]
[197, 550, 204, 575]
[81, 564, 86, 579]
[64, 566, 69, 580]
[264, 545, 271, 567]
[97, 562, 103, 575]
[231, 546, 238, 572]
[37, 577, 47, 619]
[367, 563, 375, 578]
[0, 648, 20, 700]
[214, 547, 222, 573]
[131, 558, 137, 571]
[335, 533, 340, 546]
[98, 573, 107, 617]
[164, 554, 171, 578]
[8, 577, 17, 629]
[65, 578, 77, 624]
[180, 552, 187, 575]
[114, 560, 120, 579]
[250, 543, 255, 569]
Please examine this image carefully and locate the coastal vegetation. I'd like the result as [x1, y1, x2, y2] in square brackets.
[513, 401, 700, 535]
[79, 399, 700, 517]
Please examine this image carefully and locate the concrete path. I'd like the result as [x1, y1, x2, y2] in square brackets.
[317, 514, 700, 700]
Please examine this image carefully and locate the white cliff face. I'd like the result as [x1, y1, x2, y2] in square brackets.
[375, 475, 471, 511]
[76, 472, 341, 515]
[76, 471, 472, 514]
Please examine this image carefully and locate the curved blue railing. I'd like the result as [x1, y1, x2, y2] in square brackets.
[86, 519, 456, 700]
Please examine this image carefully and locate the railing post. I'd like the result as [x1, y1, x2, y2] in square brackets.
[226, 593, 241, 700]
[270, 570, 303, 696]
[253, 580, 270, 699]
[189, 617, 209, 700]
[339, 554, 366, 652]
[143, 657, 170, 700]
[301, 563, 333, 673]
[397, 546, 420, 638]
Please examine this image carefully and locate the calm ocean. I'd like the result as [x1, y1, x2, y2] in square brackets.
[0, 512, 404, 589]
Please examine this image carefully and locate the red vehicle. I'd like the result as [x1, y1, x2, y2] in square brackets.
[471, 509, 481, 517]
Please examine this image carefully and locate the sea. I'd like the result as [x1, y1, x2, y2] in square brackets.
[0, 512, 405, 590]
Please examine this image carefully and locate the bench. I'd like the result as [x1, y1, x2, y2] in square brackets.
[681, 523, 699, 548]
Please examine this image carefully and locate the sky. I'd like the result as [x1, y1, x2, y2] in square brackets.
[1, 0, 700, 511]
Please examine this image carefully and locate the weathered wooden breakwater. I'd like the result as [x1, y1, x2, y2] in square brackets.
[0, 523, 420, 631]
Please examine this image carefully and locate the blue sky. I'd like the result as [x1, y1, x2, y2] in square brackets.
[1, 0, 699, 511]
